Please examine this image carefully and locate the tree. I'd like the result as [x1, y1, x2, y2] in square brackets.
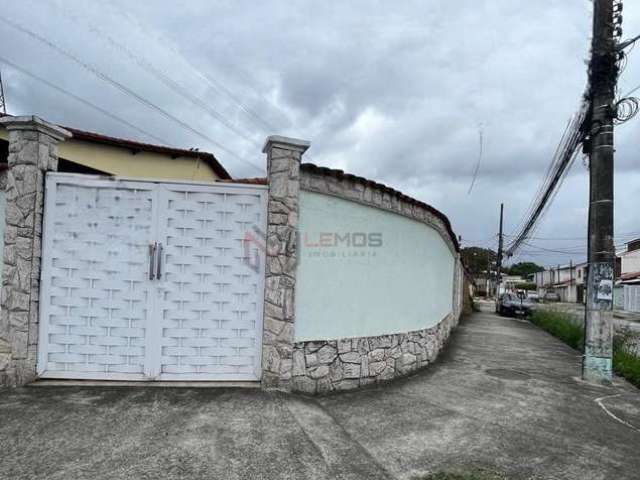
[507, 262, 544, 278]
[461, 247, 497, 276]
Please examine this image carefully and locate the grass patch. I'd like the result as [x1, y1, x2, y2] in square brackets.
[530, 310, 640, 388]
[419, 469, 506, 480]
[614, 333, 640, 388]
[529, 310, 584, 350]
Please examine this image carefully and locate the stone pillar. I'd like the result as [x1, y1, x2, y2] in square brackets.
[261, 135, 310, 391]
[0, 116, 71, 386]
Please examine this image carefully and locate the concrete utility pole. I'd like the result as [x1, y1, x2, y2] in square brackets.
[496, 203, 504, 299]
[486, 253, 491, 298]
[583, 0, 618, 383]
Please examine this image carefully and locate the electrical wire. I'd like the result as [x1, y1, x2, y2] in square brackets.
[102, 0, 282, 133]
[467, 124, 484, 194]
[0, 55, 166, 144]
[46, 2, 264, 150]
[505, 98, 589, 257]
[0, 14, 264, 174]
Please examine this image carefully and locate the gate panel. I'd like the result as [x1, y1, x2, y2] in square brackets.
[38, 174, 267, 381]
[625, 285, 640, 313]
[156, 185, 267, 381]
[38, 176, 156, 380]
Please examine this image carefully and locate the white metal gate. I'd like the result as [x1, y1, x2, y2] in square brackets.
[37, 173, 267, 381]
[624, 285, 640, 313]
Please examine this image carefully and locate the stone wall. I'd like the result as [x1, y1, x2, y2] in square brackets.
[291, 312, 459, 394]
[0, 117, 70, 387]
[0, 169, 8, 379]
[289, 163, 463, 394]
[260, 136, 310, 391]
[300, 163, 459, 255]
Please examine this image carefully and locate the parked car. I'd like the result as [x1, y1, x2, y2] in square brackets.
[543, 291, 561, 302]
[526, 291, 540, 302]
[498, 292, 534, 317]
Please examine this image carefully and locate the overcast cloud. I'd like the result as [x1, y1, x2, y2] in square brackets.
[1, 0, 639, 268]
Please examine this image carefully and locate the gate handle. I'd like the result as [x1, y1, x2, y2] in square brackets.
[148, 242, 157, 280]
[156, 243, 163, 279]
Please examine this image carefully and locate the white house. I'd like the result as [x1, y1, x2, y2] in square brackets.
[534, 262, 587, 303]
[619, 238, 640, 312]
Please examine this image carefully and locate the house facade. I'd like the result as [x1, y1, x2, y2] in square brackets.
[534, 262, 587, 303]
[0, 115, 465, 393]
[618, 239, 640, 312]
[0, 116, 231, 182]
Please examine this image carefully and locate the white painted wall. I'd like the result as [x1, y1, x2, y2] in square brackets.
[621, 250, 640, 275]
[295, 191, 455, 341]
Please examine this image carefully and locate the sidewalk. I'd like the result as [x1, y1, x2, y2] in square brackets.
[1, 310, 639, 479]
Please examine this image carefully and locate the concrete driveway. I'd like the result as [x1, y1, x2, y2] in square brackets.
[1, 310, 639, 480]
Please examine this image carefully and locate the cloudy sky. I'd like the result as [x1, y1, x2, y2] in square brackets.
[1, 0, 639, 268]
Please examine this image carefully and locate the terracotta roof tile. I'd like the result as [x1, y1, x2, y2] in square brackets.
[0, 114, 231, 179]
[219, 177, 268, 185]
[64, 126, 231, 179]
[620, 271, 640, 281]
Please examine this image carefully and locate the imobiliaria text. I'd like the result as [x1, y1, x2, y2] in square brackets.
[242, 226, 384, 272]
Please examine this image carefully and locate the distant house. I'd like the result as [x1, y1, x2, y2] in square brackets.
[618, 238, 640, 312]
[534, 262, 587, 303]
[471, 272, 492, 297]
[500, 274, 528, 294]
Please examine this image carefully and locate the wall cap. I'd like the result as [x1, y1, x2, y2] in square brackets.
[0, 115, 72, 141]
[262, 135, 310, 154]
[300, 162, 460, 252]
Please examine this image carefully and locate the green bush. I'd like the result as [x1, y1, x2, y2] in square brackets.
[419, 470, 506, 480]
[530, 310, 640, 389]
[529, 310, 584, 350]
[613, 333, 640, 388]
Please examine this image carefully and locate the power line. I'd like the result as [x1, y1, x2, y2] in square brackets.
[621, 80, 640, 98]
[46, 2, 264, 150]
[467, 124, 484, 194]
[505, 98, 589, 257]
[0, 55, 166, 144]
[102, 0, 281, 133]
[0, 14, 264, 174]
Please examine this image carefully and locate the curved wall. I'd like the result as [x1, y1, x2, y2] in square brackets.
[289, 164, 463, 394]
[295, 191, 455, 341]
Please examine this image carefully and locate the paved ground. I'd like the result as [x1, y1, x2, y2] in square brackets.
[1, 309, 640, 480]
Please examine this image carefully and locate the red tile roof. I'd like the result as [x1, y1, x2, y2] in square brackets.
[620, 271, 640, 281]
[64, 126, 231, 180]
[0, 114, 231, 179]
[219, 177, 268, 185]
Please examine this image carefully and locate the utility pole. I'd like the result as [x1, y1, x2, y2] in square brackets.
[496, 203, 504, 299]
[486, 253, 491, 298]
[583, 0, 618, 384]
[0, 69, 6, 115]
[570, 259, 574, 301]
